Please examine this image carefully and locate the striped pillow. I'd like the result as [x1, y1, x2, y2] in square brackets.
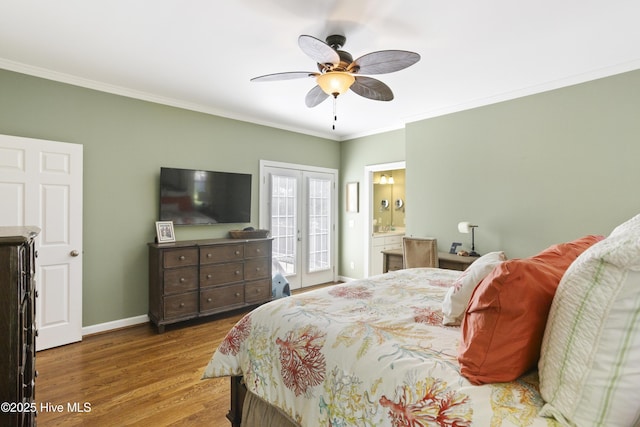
[538, 214, 640, 426]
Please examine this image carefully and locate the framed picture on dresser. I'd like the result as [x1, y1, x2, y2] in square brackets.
[155, 221, 175, 243]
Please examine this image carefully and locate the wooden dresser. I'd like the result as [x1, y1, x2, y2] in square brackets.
[0, 226, 40, 427]
[148, 237, 272, 333]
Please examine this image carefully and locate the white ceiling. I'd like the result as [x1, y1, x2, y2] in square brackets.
[2, 0, 640, 141]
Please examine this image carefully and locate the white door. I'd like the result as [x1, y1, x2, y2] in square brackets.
[0, 134, 83, 350]
[261, 162, 337, 289]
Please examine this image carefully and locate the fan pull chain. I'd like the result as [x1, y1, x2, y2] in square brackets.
[332, 95, 338, 130]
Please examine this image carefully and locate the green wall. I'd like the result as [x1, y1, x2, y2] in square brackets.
[339, 129, 405, 278]
[0, 69, 340, 327]
[339, 69, 640, 275]
[404, 69, 640, 258]
[3, 66, 640, 328]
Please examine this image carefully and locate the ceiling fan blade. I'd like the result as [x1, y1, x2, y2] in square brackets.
[251, 71, 318, 82]
[350, 76, 394, 101]
[305, 85, 330, 108]
[349, 50, 420, 75]
[298, 35, 340, 67]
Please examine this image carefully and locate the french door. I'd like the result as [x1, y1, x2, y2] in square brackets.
[260, 161, 337, 289]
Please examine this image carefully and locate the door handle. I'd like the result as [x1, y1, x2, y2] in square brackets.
[70, 250, 80, 257]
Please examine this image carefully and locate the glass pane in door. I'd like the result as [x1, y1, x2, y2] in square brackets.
[271, 174, 297, 275]
[307, 177, 330, 273]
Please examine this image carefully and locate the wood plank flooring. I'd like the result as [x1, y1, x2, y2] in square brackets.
[37, 312, 244, 426]
[36, 283, 336, 426]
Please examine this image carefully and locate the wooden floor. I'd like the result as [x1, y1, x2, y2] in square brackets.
[36, 283, 336, 426]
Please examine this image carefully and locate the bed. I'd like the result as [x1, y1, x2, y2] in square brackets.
[203, 214, 640, 427]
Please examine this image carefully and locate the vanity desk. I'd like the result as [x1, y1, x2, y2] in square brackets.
[382, 249, 478, 272]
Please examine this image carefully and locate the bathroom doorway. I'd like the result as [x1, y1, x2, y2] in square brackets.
[363, 161, 406, 277]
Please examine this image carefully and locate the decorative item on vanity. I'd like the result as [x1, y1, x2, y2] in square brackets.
[458, 221, 480, 256]
[449, 242, 462, 254]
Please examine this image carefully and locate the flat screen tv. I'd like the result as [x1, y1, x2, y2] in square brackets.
[159, 167, 251, 225]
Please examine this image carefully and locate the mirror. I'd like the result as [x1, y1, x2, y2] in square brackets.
[373, 169, 405, 232]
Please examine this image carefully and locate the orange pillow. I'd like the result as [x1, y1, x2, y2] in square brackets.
[458, 235, 604, 385]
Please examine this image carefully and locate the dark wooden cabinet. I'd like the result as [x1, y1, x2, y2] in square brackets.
[148, 238, 272, 333]
[0, 226, 40, 427]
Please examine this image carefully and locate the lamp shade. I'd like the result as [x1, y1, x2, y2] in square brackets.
[316, 72, 355, 96]
[458, 221, 471, 233]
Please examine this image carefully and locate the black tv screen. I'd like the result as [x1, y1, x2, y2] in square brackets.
[159, 167, 251, 225]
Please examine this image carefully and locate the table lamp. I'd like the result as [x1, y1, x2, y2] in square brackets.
[457, 221, 480, 256]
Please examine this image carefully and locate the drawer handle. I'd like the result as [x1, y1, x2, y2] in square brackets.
[235, 292, 241, 297]
[254, 289, 260, 294]
[207, 297, 212, 302]
[255, 267, 261, 272]
[180, 277, 185, 283]
[256, 249, 261, 253]
[235, 270, 240, 275]
[207, 274, 212, 279]
[179, 255, 185, 261]
[207, 253, 212, 258]
[235, 250, 240, 255]
[179, 302, 185, 307]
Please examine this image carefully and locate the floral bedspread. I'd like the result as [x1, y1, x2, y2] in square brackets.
[203, 268, 558, 427]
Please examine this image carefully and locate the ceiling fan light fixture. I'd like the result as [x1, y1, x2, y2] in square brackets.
[316, 72, 355, 97]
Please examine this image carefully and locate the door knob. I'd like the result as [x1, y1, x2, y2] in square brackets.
[70, 250, 80, 257]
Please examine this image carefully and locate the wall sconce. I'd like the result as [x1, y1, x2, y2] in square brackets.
[457, 221, 480, 256]
[379, 174, 394, 185]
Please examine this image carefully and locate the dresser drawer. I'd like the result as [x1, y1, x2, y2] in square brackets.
[245, 257, 270, 281]
[200, 262, 244, 287]
[163, 267, 198, 294]
[245, 279, 271, 304]
[200, 244, 244, 265]
[200, 283, 244, 312]
[163, 248, 198, 268]
[163, 292, 198, 319]
[245, 240, 271, 258]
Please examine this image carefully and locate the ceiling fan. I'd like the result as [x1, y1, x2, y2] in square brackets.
[251, 34, 420, 128]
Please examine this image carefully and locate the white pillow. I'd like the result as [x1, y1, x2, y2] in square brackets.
[441, 251, 506, 326]
[539, 214, 640, 426]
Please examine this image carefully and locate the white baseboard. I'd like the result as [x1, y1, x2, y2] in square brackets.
[337, 275, 357, 282]
[82, 314, 149, 336]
